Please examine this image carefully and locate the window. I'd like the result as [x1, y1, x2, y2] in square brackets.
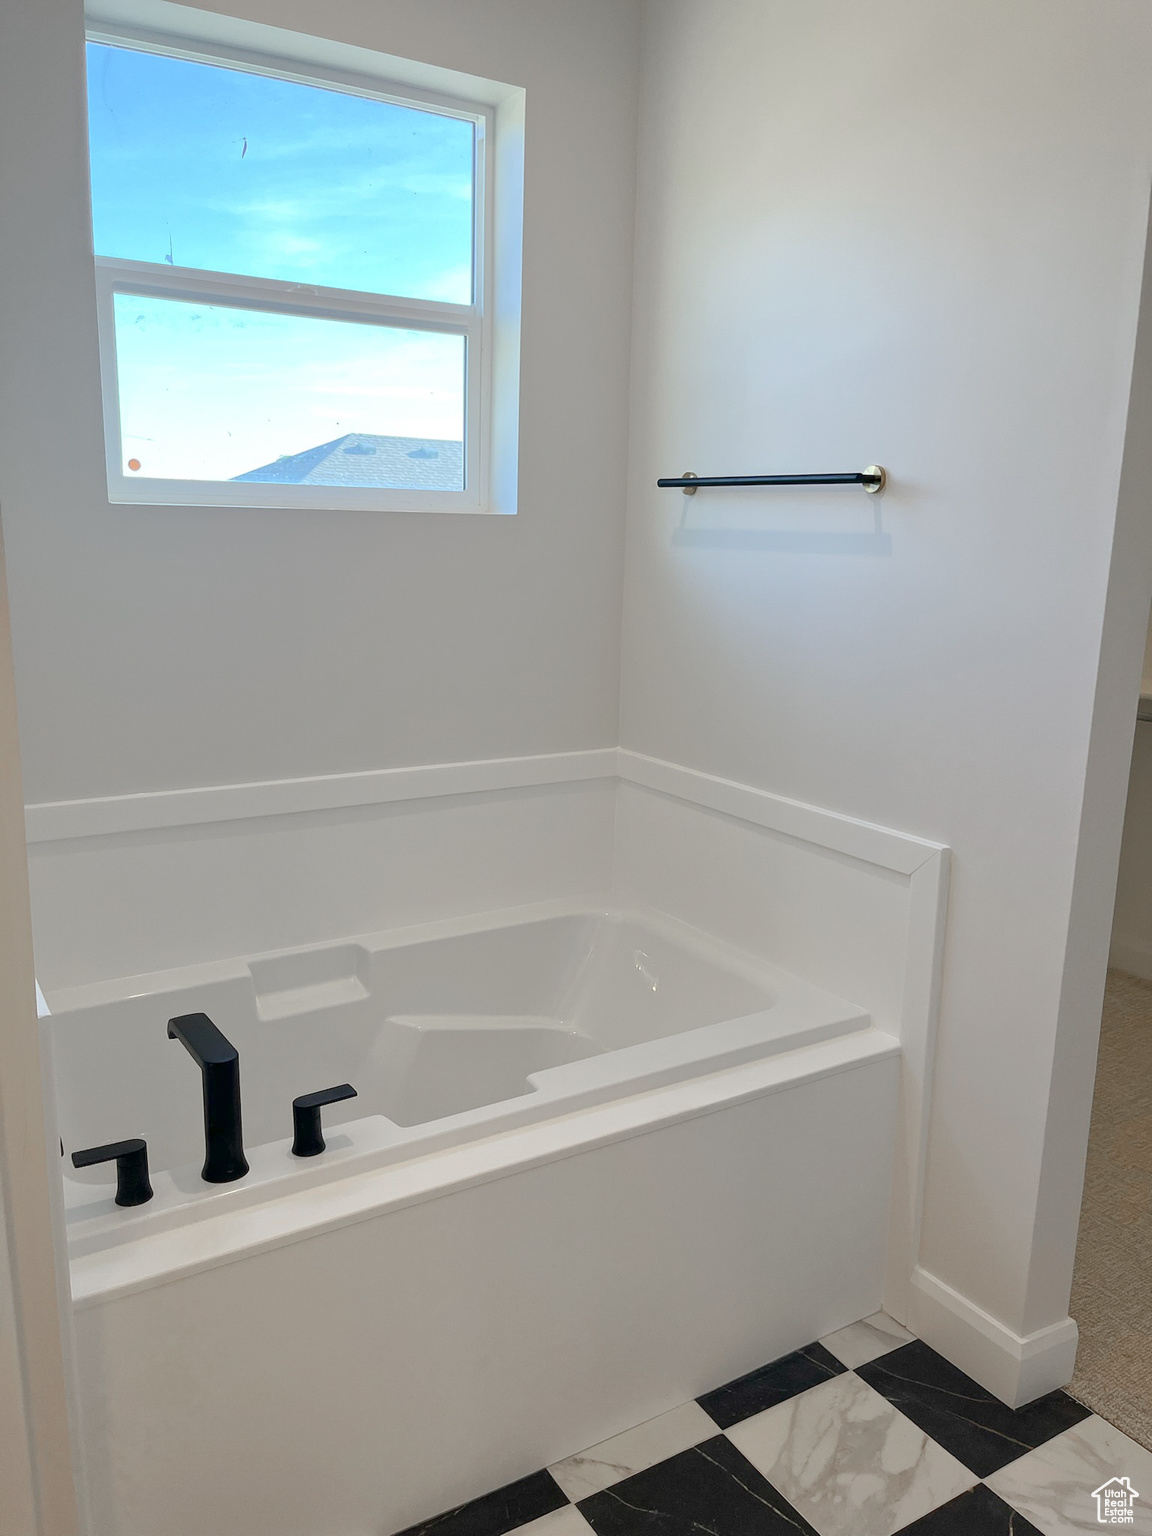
[85, 34, 493, 511]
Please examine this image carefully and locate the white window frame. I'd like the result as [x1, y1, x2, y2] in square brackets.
[86, 28, 495, 514]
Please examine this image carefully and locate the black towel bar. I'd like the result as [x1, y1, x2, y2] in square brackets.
[658, 466, 886, 495]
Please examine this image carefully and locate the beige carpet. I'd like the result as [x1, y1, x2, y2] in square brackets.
[1068, 968, 1152, 1448]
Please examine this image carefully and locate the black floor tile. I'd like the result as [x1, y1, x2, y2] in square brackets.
[395, 1469, 568, 1536]
[857, 1340, 1092, 1478]
[696, 1342, 845, 1429]
[578, 1435, 818, 1536]
[893, 1483, 1046, 1534]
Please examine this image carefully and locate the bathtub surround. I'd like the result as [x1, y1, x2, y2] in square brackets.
[26, 747, 939, 988]
[36, 751, 942, 1535]
[28, 767, 620, 986]
[30, 747, 948, 1313]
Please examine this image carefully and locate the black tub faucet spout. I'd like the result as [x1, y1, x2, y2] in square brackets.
[168, 1012, 249, 1183]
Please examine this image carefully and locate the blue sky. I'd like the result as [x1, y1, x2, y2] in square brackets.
[87, 41, 473, 481]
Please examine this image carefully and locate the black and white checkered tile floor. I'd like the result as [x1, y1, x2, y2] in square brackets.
[397, 1313, 1152, 1536]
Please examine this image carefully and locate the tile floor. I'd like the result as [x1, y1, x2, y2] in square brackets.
[397, 1313, 1152, 1536]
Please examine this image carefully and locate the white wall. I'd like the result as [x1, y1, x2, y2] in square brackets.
[623, 0, 1152, 1391]
[0, 0, 639, 805]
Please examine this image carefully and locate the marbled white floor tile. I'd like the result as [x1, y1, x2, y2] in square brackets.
[985, 1412, 1152, 1535]
[396, 1469, 568, 1536]
[549, 1402, 717, 1500]
[820, 1312, 914, 1371]
[856, 1342, 1091, 1478]
[725, 1369, 976, 1536]
[578, 1434, 819, 1536]
[697, 1342, 846, 1429]
[893, 1482, 1045, 1533]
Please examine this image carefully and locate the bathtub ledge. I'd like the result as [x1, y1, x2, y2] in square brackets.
[70, 1024, 899, 1309]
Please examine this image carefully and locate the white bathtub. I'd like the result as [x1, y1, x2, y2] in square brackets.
[49, 899, 902, 1536]
[51, 899, 869, 1252]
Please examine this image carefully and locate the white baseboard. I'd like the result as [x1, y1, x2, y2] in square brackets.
[907, 1265, 1078, 1408]
[1108, 932, 1152, 981]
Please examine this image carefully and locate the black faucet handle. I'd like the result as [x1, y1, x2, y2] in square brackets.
[72, 1138, 154, 1207]
[291, 1084, 357, 1158]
